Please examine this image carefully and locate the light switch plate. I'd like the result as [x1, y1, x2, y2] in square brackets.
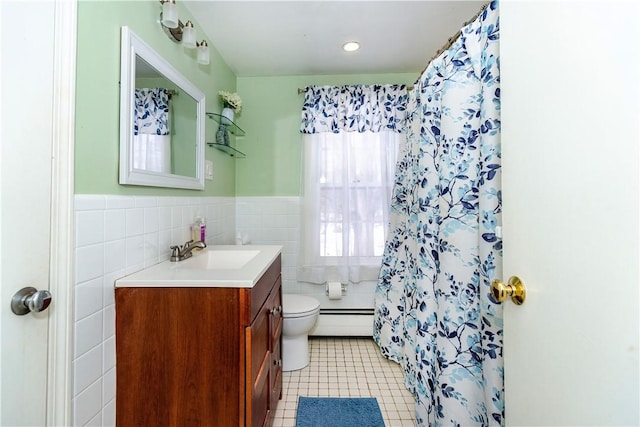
[205, 160, 213, 180]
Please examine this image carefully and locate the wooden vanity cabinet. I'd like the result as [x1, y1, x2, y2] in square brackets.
[115, 255, 282, 427]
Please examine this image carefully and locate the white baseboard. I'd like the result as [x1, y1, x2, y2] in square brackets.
[309, 314, 373, 337]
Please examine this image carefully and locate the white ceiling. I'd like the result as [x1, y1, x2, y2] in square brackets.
[182, 1, 486, 77]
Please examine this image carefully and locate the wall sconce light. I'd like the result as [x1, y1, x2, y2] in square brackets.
[182, 21, 196, 49]
[159, 0, 209, 64]
[197, 40, 210, 65]
[161, 0, 178, 28]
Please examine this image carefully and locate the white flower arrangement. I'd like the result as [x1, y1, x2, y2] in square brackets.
[218, 90, 242, 114]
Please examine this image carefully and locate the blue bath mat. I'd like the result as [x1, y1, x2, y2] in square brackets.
[295, 396, 385, 427]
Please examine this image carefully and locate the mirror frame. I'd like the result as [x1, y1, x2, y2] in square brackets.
[119, 26, 205, 190]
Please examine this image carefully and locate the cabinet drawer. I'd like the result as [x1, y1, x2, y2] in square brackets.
[247, 307, 270, 387]
[250, 350, 270, 427]
[269, 278, 282, 347]
[249, 255, 281, 321]
[247, 299, 271, 427]
[268, 278, 283, 420]
[271, 337, 282, 409]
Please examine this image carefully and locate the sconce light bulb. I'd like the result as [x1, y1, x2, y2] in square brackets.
[182, 20, 196, 49]
[197, 40, 210, 65]
[161, 0, 179, 29]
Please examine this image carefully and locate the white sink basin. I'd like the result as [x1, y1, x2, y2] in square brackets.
[114, 245, 282, 288]
[181, 249, 260, 270]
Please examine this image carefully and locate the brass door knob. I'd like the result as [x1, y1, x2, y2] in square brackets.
[491, 276, 526, 305]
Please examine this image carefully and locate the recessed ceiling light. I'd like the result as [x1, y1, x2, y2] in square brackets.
[342, 41, 360, 52]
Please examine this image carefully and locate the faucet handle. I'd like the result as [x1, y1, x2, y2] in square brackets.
[170, 245, 180, 256]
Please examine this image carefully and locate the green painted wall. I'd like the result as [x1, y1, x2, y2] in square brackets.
[74, 1, 417, 197]
[235, 74, 416, 196]
[75, 0, 237, 196]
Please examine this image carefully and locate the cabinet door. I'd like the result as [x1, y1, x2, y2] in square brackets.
[247, 305, 271, 427]
[116, 287, 242, 426]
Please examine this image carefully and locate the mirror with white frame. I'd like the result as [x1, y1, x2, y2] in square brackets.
[119, 26, 205, 190]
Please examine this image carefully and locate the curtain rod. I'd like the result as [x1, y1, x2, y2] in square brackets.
[297, 85, 413, 95]
[417, 2, 490, 79]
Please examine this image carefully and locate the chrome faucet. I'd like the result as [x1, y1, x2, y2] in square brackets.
[170, 240, 207, 262]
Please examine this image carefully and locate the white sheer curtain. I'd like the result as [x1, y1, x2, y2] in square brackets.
[132, 134, 171, 173]
[298, 130, 402, 284]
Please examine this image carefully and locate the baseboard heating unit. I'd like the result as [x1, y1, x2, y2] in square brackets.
[309, 308, 374, 337]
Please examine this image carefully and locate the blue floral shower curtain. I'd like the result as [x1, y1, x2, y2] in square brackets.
[373, 2, 503, 425]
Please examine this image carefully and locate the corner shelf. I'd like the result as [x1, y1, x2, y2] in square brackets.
[206, 112, 246, 158]
[206, 142, 246, 158]
[206, 112, 245, 136]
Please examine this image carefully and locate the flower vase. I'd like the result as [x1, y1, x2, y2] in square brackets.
[216, 124, 229, 146]
[221, 107, 235, 124]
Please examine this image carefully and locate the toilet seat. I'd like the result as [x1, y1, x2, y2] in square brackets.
[282, 294, 320, 318]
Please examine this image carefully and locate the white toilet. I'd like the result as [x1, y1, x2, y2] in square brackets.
[281, 294, 320, 371]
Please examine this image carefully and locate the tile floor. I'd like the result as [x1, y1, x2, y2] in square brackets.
[272, 337, 417, 427]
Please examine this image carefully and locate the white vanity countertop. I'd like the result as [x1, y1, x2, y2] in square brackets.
[115, 245, 282, 288]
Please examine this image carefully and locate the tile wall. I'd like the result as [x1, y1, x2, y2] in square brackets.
[73, 195, 377, 426]
[73, 195, 235, 426]
[235, 197, 301, 294]
[236, 196, 377, 309]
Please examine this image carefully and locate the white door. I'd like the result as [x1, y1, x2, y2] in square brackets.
[1, 1, 75, 425]
[501, 2, 639, 426]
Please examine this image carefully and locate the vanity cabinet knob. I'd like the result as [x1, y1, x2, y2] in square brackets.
[270, 306, 282, 316]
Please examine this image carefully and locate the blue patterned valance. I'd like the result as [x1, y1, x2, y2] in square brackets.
[134, 88, 170, 136]
[300, 84, 408, 134]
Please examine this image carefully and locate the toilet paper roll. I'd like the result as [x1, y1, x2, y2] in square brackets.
[327, 281, 342, 300]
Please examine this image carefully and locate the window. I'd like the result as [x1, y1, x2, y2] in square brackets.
[298, 130, 401, 284]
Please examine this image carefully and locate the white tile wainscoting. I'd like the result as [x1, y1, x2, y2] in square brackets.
[236, 197, 378, 312]
[73, 195, 235, 425]
[235, 197, 301, 294]
[73, 195, 379, 425]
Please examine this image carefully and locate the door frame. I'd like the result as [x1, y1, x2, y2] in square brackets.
[47, 1, 76, 424]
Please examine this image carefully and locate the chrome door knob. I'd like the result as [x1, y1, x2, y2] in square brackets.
[11, 286, 53, 315]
